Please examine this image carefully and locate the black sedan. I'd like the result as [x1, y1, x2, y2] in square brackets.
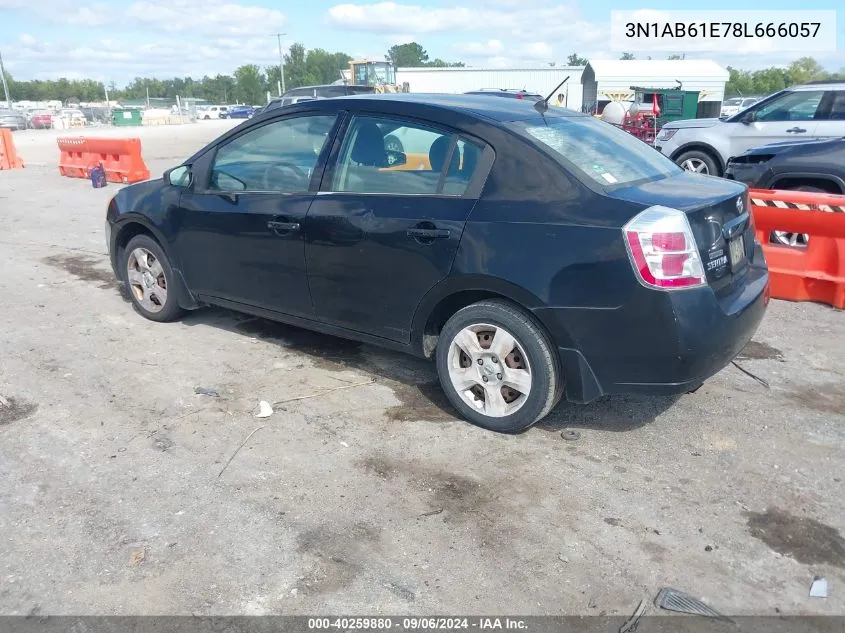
[106, 94, 769, 432]
[724, 137, 845, 246]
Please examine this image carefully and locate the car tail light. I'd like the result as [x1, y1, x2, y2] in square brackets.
[623, 206, 706, 289]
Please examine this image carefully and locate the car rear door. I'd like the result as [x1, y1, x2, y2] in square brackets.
[303, 113, 491, 342]
[811, 90, 845, 140]
[172, 112, 341, 317]
[727, 89, 824, 158]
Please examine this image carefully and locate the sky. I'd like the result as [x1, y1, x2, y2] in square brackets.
[0, 0, 842, 84]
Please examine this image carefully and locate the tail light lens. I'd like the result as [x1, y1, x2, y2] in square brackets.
[623, 206, 706, 289]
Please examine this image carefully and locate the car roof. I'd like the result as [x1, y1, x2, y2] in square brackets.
[314, 93, 586, 123]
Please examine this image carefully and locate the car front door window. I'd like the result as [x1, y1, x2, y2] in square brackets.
[754, 90, 825, 122]
[208, 115, 336, 193]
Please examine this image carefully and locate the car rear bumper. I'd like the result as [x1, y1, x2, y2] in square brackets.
[535, 258, 769, 403]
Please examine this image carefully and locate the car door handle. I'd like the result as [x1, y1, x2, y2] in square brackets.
[267, 220, 300, 232]
[786, 127, 807, 133]
[407, 228, 450, 239]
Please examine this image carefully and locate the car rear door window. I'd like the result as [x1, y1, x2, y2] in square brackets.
[331, 115, 480, 196]
[208, 115, 336, 193]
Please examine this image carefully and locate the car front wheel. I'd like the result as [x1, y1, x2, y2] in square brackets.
[122, 234, 184, 322]
[676, 150, 719, 176]
[436, 300, 562, 433]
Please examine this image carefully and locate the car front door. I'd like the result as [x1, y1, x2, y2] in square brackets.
[727, 89, 824, 158]
[304, 114, 490, 342]
[172, 112, 340, 317]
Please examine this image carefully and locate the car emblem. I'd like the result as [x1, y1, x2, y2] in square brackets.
[736, 197, 744, 213]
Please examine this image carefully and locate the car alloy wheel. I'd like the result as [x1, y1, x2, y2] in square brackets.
[681, 157, 709, 174]
[447, 323, 532, 418]
[127, 247, 168, 313]
[436, 300, 562, 433]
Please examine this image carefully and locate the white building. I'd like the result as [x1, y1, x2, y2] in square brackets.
[581, 59, 729, 116]
[396, 66, 585, 110]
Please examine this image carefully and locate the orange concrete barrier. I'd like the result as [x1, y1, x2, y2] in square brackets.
[750, 189, 845, 309]
[0, 128, 24, 170]
[57, 136, 150, 184]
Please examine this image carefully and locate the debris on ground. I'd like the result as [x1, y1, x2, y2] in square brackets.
[218, 426, 266, 478]
[419, 507, 443, 517]
[271, 378, 376, 407]
[731, 361, 770, 388]
[619, 598, 647, 633]
[809, 576, 828, 598]
[194, 386, 220, 397]
[561, 429, 581, 441]
[129, 549, 145, 566]
[654, 587, 731, 621]
[0, 394, 9, 408]
[255, 401, 273, 418]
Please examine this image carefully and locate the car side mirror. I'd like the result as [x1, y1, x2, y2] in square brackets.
[165, 165, 191, 187]
[385, 150, 407, 167]
[740, 111, 756, 124]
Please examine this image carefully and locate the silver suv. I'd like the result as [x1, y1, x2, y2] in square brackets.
[655, 82, 845, 176]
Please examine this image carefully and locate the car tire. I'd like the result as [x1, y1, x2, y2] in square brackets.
[121, 234, 185, 323]
[769, 184, 832, 247]
[436, 299, 563, 433]
[676, 150, 720, 176]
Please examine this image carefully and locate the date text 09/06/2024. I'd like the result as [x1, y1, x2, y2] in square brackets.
[624, 22, 821, 39]
[308, 617, 528, 630]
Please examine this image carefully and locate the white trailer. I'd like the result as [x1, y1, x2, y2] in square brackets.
[396, 66, 585, 111]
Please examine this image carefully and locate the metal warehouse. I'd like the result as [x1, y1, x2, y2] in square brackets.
[396, 67, 586, 111]
[581, 59, 729, 116]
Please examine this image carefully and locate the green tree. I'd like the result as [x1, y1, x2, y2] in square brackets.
[284, 43, 319, 89]
[306, 48, 352, 84]
[386, 42, 429, 67]
[233, 64, 264, 104]
[787, 56, 826, 85]
[566, 53, 589, 66]
[620, 52, 635, 60]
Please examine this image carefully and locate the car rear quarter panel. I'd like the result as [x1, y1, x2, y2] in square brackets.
[447, 133, 696, 400]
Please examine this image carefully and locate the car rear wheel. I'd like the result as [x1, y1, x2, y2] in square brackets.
[122, 235, 184, 323]
[676, 150, 719, 176]
[436, 300, 562, 433]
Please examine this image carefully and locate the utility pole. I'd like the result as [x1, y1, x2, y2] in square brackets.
[0, 49, 12, 109]
[272, 32, 287, 95]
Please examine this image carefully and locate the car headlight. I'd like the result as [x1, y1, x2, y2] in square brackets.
[657, 128, 678, 141]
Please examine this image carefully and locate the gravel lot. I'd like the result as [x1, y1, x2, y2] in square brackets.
[1, 122, 844, 617]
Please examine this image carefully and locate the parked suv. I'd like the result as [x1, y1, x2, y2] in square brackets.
[260, 84, 375, 113]
[656, 82, 845, 176]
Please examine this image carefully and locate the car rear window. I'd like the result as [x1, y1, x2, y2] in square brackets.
[510, 116, 681, 186]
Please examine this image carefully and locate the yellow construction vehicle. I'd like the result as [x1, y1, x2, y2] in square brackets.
[347, 59, 408, 93]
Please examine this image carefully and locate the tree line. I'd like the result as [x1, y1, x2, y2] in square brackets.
[3, 41, 843, 104]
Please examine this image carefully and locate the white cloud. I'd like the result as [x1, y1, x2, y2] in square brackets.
[127, 0, 285, 36]
[4, 33, 282, 82]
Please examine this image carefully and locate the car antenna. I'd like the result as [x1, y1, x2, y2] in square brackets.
[534, 76, 569, 114]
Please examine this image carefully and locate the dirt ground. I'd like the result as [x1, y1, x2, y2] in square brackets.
[1, 122, 844, 617]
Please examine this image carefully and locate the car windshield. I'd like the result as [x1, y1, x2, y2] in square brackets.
[510, 116, 681, 186]
[724, 98, 742, 106]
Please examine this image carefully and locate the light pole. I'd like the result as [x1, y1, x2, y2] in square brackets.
[0, 49, 12, 109]
[272, 33, 287, 96]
